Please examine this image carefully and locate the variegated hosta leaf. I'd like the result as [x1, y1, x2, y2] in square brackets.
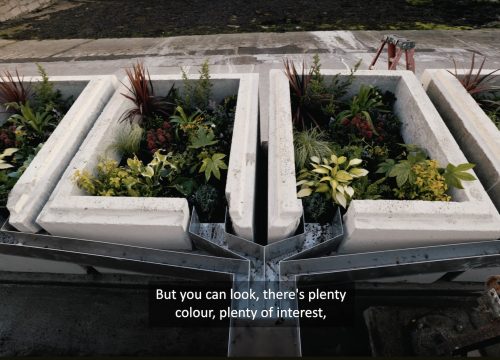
[316, 183, 329, 193]
[337, 156, 347, 165]
[312, 167, 329, 174]
[349, 168, 369, 177]
[348, 158, 362, 167]
[345, 186, 355, 197]
[0, 162, 13, 169]
[329, 179, 338, 190]
[335, 192, 347, 208]
[336, 170, 353, 182]
[330, 154, 338, 164]
[319, 176, 332, 182]
[310, 156, 320, 164]
[297, 188, 313, 198]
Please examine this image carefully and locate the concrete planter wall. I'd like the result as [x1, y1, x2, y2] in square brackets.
[3, 75, 119, 233]
[268, 69, 500, 253]
[37, 73, 258, 250]
[421, 69, 500, 211]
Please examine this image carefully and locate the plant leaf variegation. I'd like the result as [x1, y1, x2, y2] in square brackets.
[297, 154, 368, 208]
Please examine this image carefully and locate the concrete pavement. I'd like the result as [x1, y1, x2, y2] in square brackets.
[1, 30, 499, 143]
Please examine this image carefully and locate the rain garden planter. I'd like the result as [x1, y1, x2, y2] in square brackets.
[268, 65, 500, 253]
[0, 70, 119, 233]
[421, 68, 500, 211]
[37, 67, 258, 250]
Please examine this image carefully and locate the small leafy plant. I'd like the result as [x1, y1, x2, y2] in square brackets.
[293, 128, 332, 169]
[110, 124, 144, 158]
[377, 145, 476, 201]
[284, 55, 359, 130]
[73, 151, 177, 197]
[297, 154, 368, 208]
[337, 85, 387, 137]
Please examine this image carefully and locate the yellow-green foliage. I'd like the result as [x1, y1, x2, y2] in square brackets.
[297, 154, 369, 208]
[394, 159, 451, 201]
[73, 151, 177, 197]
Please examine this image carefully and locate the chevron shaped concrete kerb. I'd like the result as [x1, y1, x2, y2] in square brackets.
[5, 75, 119, 233]
[268, 68, 500, 251]
[37, 73, 259, 250]
[421, 69, 500, 212]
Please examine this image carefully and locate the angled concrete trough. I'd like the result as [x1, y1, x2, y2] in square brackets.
[3, 75, 119, 233]
[268, 69, 500, 252]
[421, 69, 500, 211]
[37, 73, 258, 250]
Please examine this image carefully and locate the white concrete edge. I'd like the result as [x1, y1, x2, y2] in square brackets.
[37, 73, 257, 246]
[5, 75, 120, 233]
[225, 73, 259, 240]
[421, 68, 500, 208]
[267, 69, 303, 243]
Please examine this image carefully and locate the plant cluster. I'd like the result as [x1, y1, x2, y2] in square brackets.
[286, 56, 477, 222]
[449, 54, 500, 130]
[74, 61, 236, 222]
[0, 65, 73, 206]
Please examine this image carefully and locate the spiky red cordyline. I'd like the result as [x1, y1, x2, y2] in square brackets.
[0, 69, 31, 106]
[283, 58, 321, 130]
[449, 54, 500, 95]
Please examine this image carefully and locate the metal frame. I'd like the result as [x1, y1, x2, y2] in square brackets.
[1, 210, 500, 356]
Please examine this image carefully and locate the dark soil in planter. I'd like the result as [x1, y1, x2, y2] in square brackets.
[0, 0, 499, 40]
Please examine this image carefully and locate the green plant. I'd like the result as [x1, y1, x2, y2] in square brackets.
[308, 55, 360, 116]
[180, 60, 212, 111]
[73, 151, 177, 197]
[7, 143, 43, 180]
[297, 154, 369, 208]
[377, 145, 477, 200]
[293, 128, 332, 169]
[302, 192, 334, 223]
[120, 62, 173, 127]
[192, 184, 220, 220]
[442, 163, 477, 190]
[449, 54, 500, 95]
[337, 85, 386, 136]
[0, 69, 31, 106]
[477, 96, 500, 130]
[285, 55, 360, 130]
[199, 153, 228, 181]
[188, 126, 218, 149]
[283, 58, 315, 130]
[146, 119, 174, 154]
[0, 148, 18, 170]
[169, 105, 204, 140]
[7, 102, 55, 137]
[110, 123, 143, 157]
[32, 64, 61, 112]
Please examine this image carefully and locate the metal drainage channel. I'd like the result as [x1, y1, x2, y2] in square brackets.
[1, 209, 500, 356]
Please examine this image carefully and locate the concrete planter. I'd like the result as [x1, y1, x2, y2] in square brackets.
[37, 73, 258, 250]
[421, 69, 500, 211]
[268, 69, 500, 253]
[3, 75, 119, 233]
